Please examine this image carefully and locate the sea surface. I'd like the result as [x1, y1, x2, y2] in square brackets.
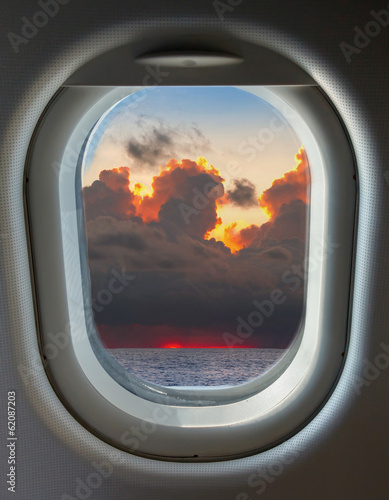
[109, 348, 286, 386]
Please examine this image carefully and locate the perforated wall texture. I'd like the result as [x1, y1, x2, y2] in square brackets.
[1, 1, 389, 499]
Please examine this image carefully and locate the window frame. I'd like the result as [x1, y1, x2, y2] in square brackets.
[75, 85, 310, 407]
[25, 84, 356, 461]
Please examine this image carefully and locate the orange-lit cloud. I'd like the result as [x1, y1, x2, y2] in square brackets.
[207, 147, 309, 252]
[84, 157, 226, 240]
[209, 221, 260, 253]
[99, 166, 131, 192]
[83, 148, 309, 253]
[82, 166, 138, 221]
[136, 157, 224, 223]
[83, 150, 309, 348]
[258, 147, 309, 220]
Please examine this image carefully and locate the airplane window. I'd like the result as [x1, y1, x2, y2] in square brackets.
[79, 86, 310, 392]
[26, 65, 355, 458]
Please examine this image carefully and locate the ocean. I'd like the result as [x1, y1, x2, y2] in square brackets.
[109, 348, 286, 387]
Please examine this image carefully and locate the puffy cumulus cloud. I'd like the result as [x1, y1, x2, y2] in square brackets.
[224, 147, 309, 251]
[137, 157, 224, 223]
[82, 167, 138, 221]
[219, 223, 260, 253]
[218, 199, 307, 253]
[99, 167, 131, 192]
[258, 147, 309, 219]
[250, 199, 308, 247]
[158, 173, 223, 239]
[226, 178, 257, 207]
[82, 158, 225, 236]
[82, 150, 310, 348]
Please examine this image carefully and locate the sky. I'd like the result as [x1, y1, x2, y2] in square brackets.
[81, 86, 310, 348]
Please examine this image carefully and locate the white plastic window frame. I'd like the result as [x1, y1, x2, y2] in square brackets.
[26, 84, 356, 461]
[74, 86, 308, 408]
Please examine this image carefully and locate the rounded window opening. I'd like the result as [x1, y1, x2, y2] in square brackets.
[26, 63, 355, 457]
[78, 86, 310, 397]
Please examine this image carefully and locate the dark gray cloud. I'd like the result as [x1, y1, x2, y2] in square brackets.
[250, 199, 308, 247]
[227, 178, 257, 207]
[127, 128, 172, 165]
[85, 210, 306, 347]
[125, 117, 211, 168]
[82, 168, 137, 221]
[158, 172, 223, 240]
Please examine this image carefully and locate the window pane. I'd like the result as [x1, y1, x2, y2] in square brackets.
[80, 86, 310, 387]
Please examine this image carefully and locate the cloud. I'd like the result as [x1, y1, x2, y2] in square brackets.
[250, 199, 308, 247]
[82, 167, 138, 221]
[125, 117, 211, 169]
[158, 171, 223, 239]
[219, 222, 260, 252]
[136, 157, 224, 225]
[127, 127, 172, 165]
[82, 149, 309, 348]
[217, 198, 308, 253]
[86, 213, 305, 348]
[226, 178, 257, 207]
[222, 147, 309, 251]
[258, 147, 309, 219]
